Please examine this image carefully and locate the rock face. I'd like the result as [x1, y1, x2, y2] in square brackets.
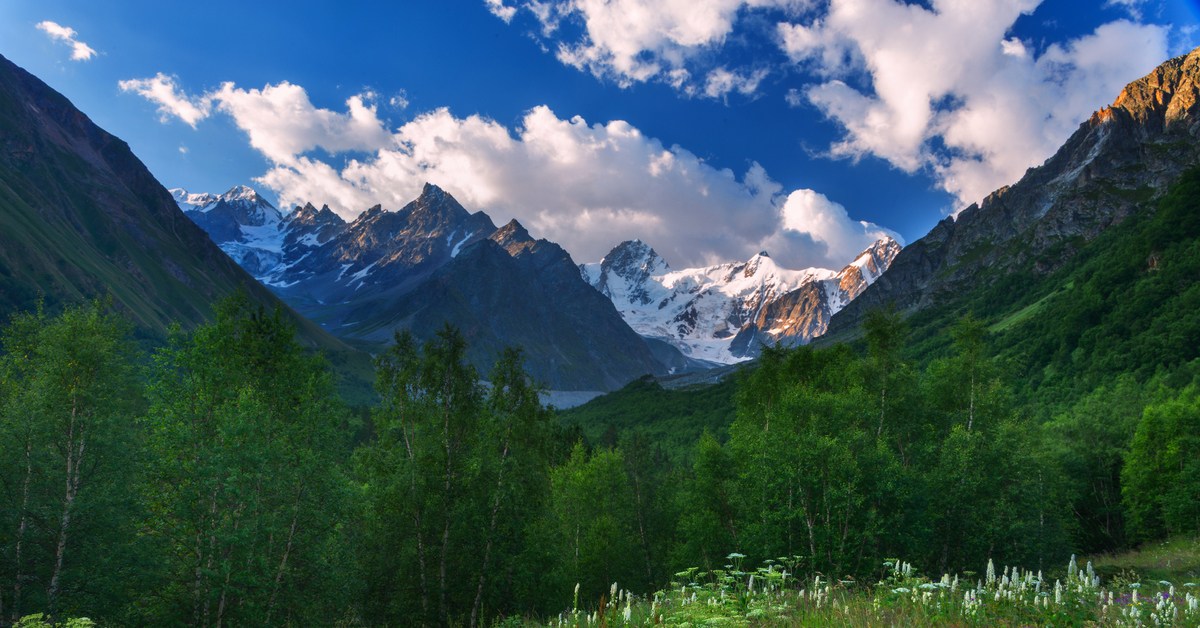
[826, 46, 1200, 337]
[370, 220, 668, 390]
[581, 237, 900, 362]
[178, 184, 668, 390]
[0, 52, 348, 352]
[259, 183, 499, 315]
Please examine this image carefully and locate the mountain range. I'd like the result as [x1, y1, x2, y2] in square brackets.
[170, 183, 676, 390]
[172, 178, 900, 389]
[826, 45, 1200, 339]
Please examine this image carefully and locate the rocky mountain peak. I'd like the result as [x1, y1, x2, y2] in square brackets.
[489, 219, 536, 256]
[289, 203, 346, 228]
[411, 182, 467, 216]
[599, 240, 670, 279]
[223, 184, 260, 202]
[581, 239, 671, 305]
[743, 251, 773, 278]
[170, 188, 220, 212]
[420, 181, 447, 201]
[1104, 47, 1200, 135]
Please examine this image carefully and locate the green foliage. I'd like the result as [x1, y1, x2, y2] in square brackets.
[1122, 386, 1200, 542]
[0, 300, 146, 623]
[139, 289, 351, 627]
[356, 325, 559, 627]
[905, 167, 1200, 416]
[13, 614, 94, 628]
[558, 375, 738, 462]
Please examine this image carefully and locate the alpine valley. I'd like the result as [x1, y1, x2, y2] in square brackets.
[5, 14, 1200, 628]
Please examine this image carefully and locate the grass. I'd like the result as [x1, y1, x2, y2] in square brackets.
[492, 540, 1200, 628]
[988, 281, 1073, 333]
[1092, 536, 1200, 585]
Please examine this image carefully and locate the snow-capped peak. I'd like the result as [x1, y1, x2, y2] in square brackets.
[842, 236, 900, 285]
[170, 188, 220, 213]
[582, 238, 901, 364]
[223, 184, 260, 202]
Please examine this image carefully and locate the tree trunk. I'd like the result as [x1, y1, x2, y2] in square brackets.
[630, 459, 655, 589]
[194, 487, 220, 627]
[967, 357, 976, 432]
[10, 428, 34, 625]
[438, 389, 457, 627]
[439, 518, 451, 627]
[876, 374, 887, 438]
[469, 427, 512, 628]
[266, 480, 305, 627]
[402, 422, 431, 625]
[47, 400, 86, 608]
[214, 502, 243, 628]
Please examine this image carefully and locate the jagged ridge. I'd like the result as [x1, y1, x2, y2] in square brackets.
[581, 237, 901, 363]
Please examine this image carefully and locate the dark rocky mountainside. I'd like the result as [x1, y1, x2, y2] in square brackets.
[359, 219, 668, 390]
[266, 183, 498, 312]
[827, 46, 1200, 337]
[0, 52, 352, 357]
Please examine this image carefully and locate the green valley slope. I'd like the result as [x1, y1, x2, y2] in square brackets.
[0, 53, 374, 402]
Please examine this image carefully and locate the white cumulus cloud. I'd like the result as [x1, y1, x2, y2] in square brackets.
[36, 21, 97, 61]
[207, 82, 394, 165]
[778, 0, 1169, 211]
[704, 67, 771, 100]
[485, 0, 518, 22]
[123, 76, 898, 270]
[495, 0, 798, 96]
[118, 74, 212, 128]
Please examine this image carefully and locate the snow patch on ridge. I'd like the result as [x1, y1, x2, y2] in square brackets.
[451, 230, 475, 257]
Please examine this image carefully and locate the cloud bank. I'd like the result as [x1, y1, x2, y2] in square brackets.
[780, 1, 1169, 210]
[487, 0, 1172, 210]
[36, 21, 97, 61]
[121, 76, 898, 270]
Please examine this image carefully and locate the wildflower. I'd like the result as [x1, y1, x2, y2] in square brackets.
[1055, 580, 1063, 605]
[987, 559, 996, 586]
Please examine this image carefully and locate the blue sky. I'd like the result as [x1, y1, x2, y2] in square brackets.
[2, 0, 1197, 270]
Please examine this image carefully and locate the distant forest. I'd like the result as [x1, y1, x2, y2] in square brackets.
[1, 172, 1199, 627]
